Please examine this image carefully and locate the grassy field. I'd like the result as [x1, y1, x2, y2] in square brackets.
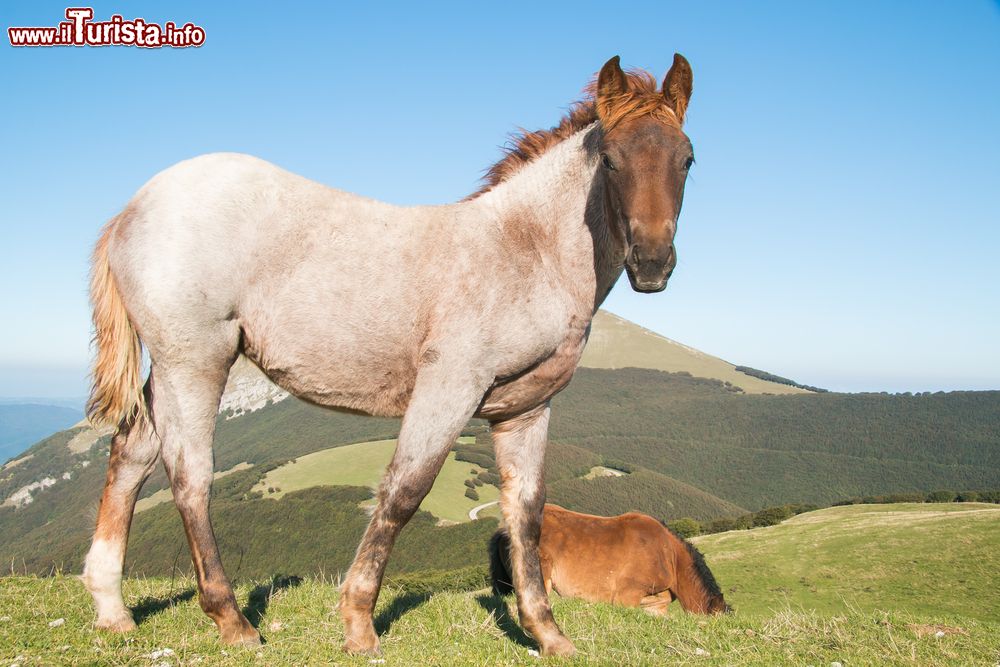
[2, 576, 996, 665]
[251, 437, 498, 524]
[3, 503, 998, 665]
[695, 502, 1000, 623]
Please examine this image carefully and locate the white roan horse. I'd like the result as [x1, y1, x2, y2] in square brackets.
[82, 54, 694, 657]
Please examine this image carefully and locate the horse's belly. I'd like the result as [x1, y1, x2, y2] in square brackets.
[265, 353, 417, 417]
[242, 318, 419, 418]
[551, 566, 616, 604]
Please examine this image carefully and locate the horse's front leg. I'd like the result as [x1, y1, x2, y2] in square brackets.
[492, 405, 576, 657]
[339, 358, 491, 655]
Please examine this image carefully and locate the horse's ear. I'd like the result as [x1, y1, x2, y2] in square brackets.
[662, 53, 693, 123]
[596, 55, 628, 122]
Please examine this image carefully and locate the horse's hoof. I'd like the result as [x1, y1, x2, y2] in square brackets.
[341, 610, 380, 655]
[225, 632, 262, 647]
[220, 619, 262, 646]
[541, 635, 577, 658]
[342, 637, 381, 656]
[219, 614, 261, 646]
[95, 614, 137, 633]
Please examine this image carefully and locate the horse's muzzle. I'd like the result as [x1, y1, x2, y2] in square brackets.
[625, 243, 676, 293]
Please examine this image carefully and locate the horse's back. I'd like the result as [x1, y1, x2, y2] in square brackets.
[103, 152, 588, 417]
[540, 505, 673, 601]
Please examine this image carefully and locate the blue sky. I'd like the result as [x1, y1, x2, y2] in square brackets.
[1, 1, 998, 397]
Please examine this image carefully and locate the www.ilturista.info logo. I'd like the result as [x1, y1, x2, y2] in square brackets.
[8, 7, 205, 48]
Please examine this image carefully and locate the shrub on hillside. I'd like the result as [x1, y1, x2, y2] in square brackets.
[706, 517, 736, 534]
[976, 490, 1000, 503]
[454, 451, 494, 469]
[477, 471, 500, 487]
[785, 503, 820, 515]
[666, 517, 701, 538]
[464, 487, 479, 501]
[883, 492, 926, 503]
[733, 365, 828, 392]
[752, 505, 793, 527]
[926, 490, 958, 503]
[734, 514, 754, 530]
[956, 491, 979, 502]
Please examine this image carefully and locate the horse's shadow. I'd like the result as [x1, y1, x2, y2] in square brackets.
[131, 587, 197, 625]
[129, 574, 305, 629]
[243, 574, 304, 629]
[475, 594, 535, 649]
[374, 590, 432, 636]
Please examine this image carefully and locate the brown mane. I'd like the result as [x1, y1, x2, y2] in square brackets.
[470, 69, 681, 198]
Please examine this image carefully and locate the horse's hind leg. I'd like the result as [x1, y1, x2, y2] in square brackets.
[339, 359, 491, 654]
[492, 405, 575, 657]
[83, 386, 160, 632]
[640, 591, 674, 617]
[153, 334, 258, 645]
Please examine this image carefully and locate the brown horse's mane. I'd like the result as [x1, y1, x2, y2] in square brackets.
[662, 523, 725, 600]
[469, 69, 681, 198]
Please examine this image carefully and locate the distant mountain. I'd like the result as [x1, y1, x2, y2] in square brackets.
[0, 403, 83, 465]
[581, 311, 810, 394]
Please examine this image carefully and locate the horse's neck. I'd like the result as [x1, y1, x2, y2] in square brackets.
[670, 538, 714, 613]
[471, 127, 626, 312]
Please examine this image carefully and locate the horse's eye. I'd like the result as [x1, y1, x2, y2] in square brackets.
[684, 156, 695, 170]
[601, 154, 616, 170]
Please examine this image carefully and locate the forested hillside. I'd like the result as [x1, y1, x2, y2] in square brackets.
[552, 368, 1000, 508]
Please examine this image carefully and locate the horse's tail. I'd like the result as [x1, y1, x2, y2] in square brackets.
[488, 526, 515, 596]
[86, 215, 146, 430]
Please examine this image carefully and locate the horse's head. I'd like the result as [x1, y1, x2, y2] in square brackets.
[709, 595, 732, 615]
[595, 54, 694, 293]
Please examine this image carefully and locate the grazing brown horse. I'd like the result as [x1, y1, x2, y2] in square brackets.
[490, 505, 730, 615]
[81, 54, 694, 657]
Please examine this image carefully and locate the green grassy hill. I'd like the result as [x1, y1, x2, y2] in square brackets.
[252, 437, 497, 523]
[4, 503, 998, 665]
[695, 503, 1000, 622]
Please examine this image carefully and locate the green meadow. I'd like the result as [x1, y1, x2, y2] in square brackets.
[695, 503, 1000, 623]
[3, 503, 998, 665]
[251, 437, 497, 524]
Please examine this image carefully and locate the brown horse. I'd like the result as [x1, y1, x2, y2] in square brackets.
[490, 505, 729, 615]
[81, 54, 694, 657]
